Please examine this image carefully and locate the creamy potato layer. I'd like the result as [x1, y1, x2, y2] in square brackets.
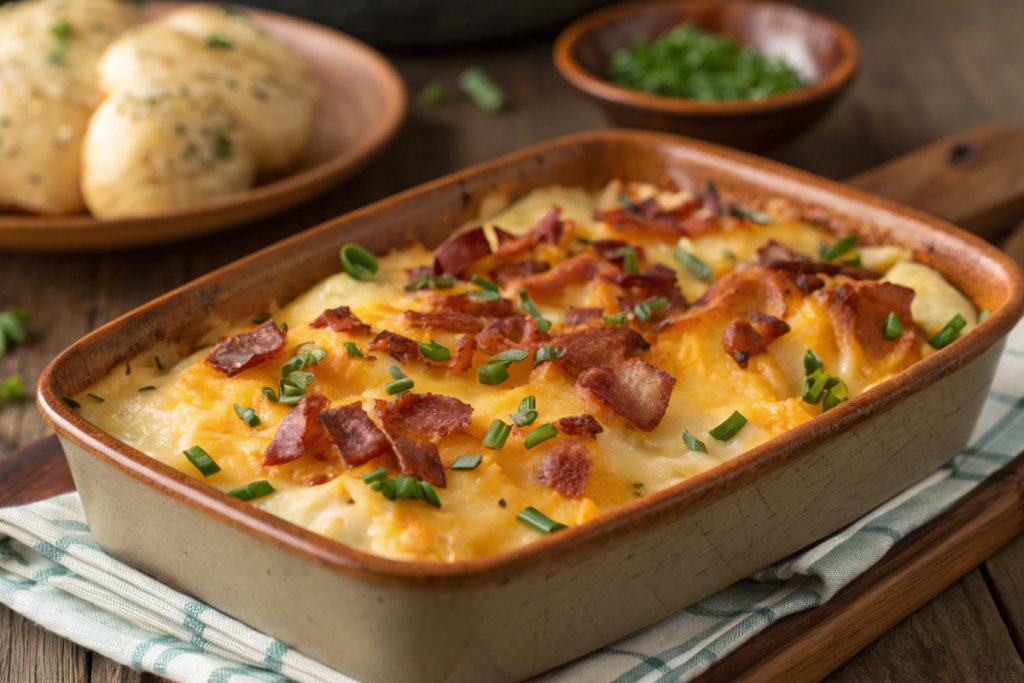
[77, 182, 979, 562]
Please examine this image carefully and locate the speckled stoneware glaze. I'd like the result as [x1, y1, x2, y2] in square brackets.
[38, 130, 1024, 683]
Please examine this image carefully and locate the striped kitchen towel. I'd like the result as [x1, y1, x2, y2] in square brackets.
[2, 321, 1023, 683]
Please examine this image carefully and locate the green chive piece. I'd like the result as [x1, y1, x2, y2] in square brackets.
[524, 423, 558, 449]
[418, 82, 446, 106]
[803, 349, 823, 376]
[294, 342, 327, 365]
[472, 275, 499, 292]
[281, 355, 306, 376]
[406, 275, 455, 291]
[228, 480, 275, 501]
[126, 362, 131, 375]
[516, 507, 567, 534]
[882, 312, 904, 340]
[842, 254, 863, 267]
[482, 419, 511, 449]
[205, 34, 233, 49]
[154, 356, 163, 371]
[62, 396, 80, 409]
[393, 476, 417, 500]
[731, 205, 771, 224]
[386, 378, 414, 395]
[478, 363, 510, 386]
[822, 378, 849, 412]
[343, 341, 364, 358]
[450, 455, 483, 471]
[928, 313, 968, 350]
[0, 375, 25, 402]
[458, 66, 506, 113]
[251, 312, 271, 324]
[468, 289, 502, 303]
[86, 393, 105, 403]
[388, 366, 407, 380]
[633, 296, 668, 321]
[801, 370, 829, 405]
[419, 481, 441, 507]
[280, 322, 288, 332]
[709, 411, 747, 441]
[510, 409, 538, 427]
[138, 386, 156, 392]
[184, 445, 221, 477]
[340, 244, 379, 281]
[818, 235, 859, 262]
[233, 403, 261, 428]
[978, 309, 990, 323]
[520, 396, 536, 411]
[622, 247, 640, 274]
[518, 289, 552, 331]
[261, 386, 280, 403]
[419, 339, 451, 362]
[683, 428, 707, 453]
[489, 349, 529, 364]
[604, 311, 628, 327]
[361, 467, 390, 484]
[673, 246, 713, 281]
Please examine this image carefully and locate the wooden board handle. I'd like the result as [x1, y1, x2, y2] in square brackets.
[846, 124, 1024, 239]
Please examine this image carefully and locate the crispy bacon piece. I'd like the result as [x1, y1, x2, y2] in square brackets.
[816, 281, 920, 362]
[591, 239, 646, 268]
[794, 274, 825, 294]
[768, 260, 879, 281]
[656, 266, 794, 335]
[372, 393, 473, 487]
[422, 294, 516, 319]
[723, 312, 791, 368]
[397, 310, 481, 334]
[757, 240, 808, 265]
[476, 316, 551, 354]
[557, 415, 603, 438]
[494, 206, 567, 258]
[433, 227, 492, 278]
[540, 439, 592, 499]
[575, 358, 675, 432]
[593, 206, 683, 242]
[319, 402, 391, 467]
[449, 334, 477, 372]
[367, 330, 423, 364]
[262, 394, 330, 467]
[549, 327, 650, 376]
[309, 306, 372, 335]
[563, 307, 604, 328]
[206, 320, 287, 377]
[519, 253, 620, 303]
[489, 260, 550, 288]
[616, 263, 679, 297]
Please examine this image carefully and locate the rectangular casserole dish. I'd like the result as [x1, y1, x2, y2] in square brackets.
[37, 130, 1024, 683]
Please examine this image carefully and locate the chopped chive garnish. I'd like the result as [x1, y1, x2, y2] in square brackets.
[818, 235, 858, 262]
[251, 312, 271, 324]
[294, 342, 328, 365]
[183, 445, 221, 477]
[604, 311, 628, 327]
[842, 254, 862, 267]
[731, 205, 771, 224]
[633, 296, 668, 321]
[683, 428, 707, 453]
[418, 81, 446, 106]
[673, 246, 713, 281]
[154, 356, 163, 371]
[458, 66, 506, 113]
[126, 362, 131, 375]
[622, 246, 640, 274]
[482, 419, 512, 449]
[518, 289, 552, 332]
[468, 289, 503, 303]
[419, 339, 451, 362]
[362, 468, 440, 506]
[516, 507, 567, 534]
[386, 378, 414, 395]
[361, 467, 390, 484]
[388, 366, 407, 380]
[520, 396, 536, 411]
[450, 455, 483, 470]
[928, 313, 968, 350]
[406, 275, 455, 291]
[978, 309, 990, 323]
[138, 386, 155, 392]
[723, 249, 736, 260]
[709, 411, 747, 441]
[228, 480, 275, 501]
[822, 379, 849, 412]
[340, 244, 379, 281]
[803, 349, 823, 376]
[882, 312, 904, 340]
[419, 481, 442, 507]
[86, 393, 105, 403]
[62, 396, 80, 409]
[261, 386, 280, 403]
[489, 349, 529, 364]
[233, 403, 261, 428]
[479, 363, 510, 385]
[472, 275, 499, 292]
[524, 423, 558, 449]
[801, 370, 830, 404]
[343, 341, 364, 358]
[280, 322, 288, 332]
[533, 346, 566, 363]
[205, 34, 233, 49]
[510, 408, 538, 427]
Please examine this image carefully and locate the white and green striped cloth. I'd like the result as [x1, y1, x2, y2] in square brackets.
[2, 321, 1023, 683]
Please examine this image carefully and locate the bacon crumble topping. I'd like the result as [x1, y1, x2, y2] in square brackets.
[309, 306, 372, 335]
[206, 319, 288, 377]
[723, 312, 791, 368]
[563, 307, 605, 328]
[319, 402, 391, 467]
[397, 310, 482, 334]
[372, 393, 474, 487]
[575, 358, 676, 431]
[539, 439, 592, 498]
[557, 415, 604, 438]
[262, 394, 330, 467]
[549, 327, 651, 376]
[433, 226, 493, 278]
[476, 315, 551, 354]
[422, 294, 515, 319]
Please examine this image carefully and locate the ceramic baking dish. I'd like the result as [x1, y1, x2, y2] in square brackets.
[38, 130, 1024, 683]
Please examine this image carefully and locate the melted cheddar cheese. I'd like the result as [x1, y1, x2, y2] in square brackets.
[77, 182, 980, 562]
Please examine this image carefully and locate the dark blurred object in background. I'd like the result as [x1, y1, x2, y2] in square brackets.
[238, 0, 616, 48]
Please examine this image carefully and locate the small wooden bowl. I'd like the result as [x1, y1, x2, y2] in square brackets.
[553, 0, 858, 151]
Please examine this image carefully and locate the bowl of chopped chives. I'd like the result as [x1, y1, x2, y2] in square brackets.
[553, 0, 858, 151]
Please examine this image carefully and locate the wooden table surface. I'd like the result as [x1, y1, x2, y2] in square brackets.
[3, 0, 1024, 680]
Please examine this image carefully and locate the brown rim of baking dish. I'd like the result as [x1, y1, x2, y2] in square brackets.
[37, 129, 1024, 587]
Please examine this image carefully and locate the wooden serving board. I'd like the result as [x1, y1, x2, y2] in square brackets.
[3, 125, 1024, 683]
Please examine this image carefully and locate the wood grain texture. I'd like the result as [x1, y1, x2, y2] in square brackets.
[983, 534, 1024, 658]
[0, 607, 89, 683]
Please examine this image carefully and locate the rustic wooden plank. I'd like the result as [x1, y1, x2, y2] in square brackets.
[89, 654, 143, 683]
[823, 569, 1024, 682]
[983, 533, 1024, 657]
[0, 606, 88, 683]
